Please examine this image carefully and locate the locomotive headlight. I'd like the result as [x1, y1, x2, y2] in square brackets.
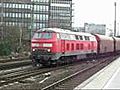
[32, 49, 35, 51]
[43, 43, 52, 47]
[47, 49, 51, 52]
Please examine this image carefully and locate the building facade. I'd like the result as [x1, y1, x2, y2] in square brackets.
[0, 0, 73, 39]
[0, 0, 32, 39]
[84, 23, 106, 35]
[49, 0, 72, 30]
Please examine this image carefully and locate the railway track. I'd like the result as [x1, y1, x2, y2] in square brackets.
[0, 62, 77, 88]
[0, 55, 119, 89]
[0, 65, 32, 76]
[0, 59, 31, 70]
[0, 57, 29, 63]
[41, 56, 118, 90]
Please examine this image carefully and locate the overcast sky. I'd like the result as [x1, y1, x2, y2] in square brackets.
[73, 0, 120, 29]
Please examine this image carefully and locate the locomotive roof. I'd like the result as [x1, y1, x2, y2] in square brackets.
[94, 34, 114, 40]
[37, 28, 93, 37]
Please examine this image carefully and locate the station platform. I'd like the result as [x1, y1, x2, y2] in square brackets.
[74, 56, 120, 90]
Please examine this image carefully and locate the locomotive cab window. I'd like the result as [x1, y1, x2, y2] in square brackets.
[60, 33, 70, 40]
[33, 32, 52, 39]
[70, 35, 76, 40]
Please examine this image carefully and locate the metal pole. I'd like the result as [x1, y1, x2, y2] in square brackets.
[48, 0, 51, 28]
[31, 3, 34, 40]
[114, 2, 116, 36]
[0, 0, 3, 40]
[19, 27, 22, 47]
[29, 2, 34, 52]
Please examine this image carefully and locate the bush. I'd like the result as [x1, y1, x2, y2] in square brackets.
[0, 42, 12, 56]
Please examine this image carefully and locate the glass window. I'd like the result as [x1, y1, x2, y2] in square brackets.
[45, 6, 49, 11]
[34, 5, 49, 11]
[60, 33, 70, 40]
[9, 4, 12, 8]
[19, 4, 22, 8]
[42, 24, 45, 28]
[75, 35, 79, 40]
[45, 0, 49, 2]
[16, 13, 18, 17]
[21, 4, 24, 8]
[34, 5, 38, 11]
[37, 5, 40, 10]
[3, 13, 5, 17]
[34, 14, 39, 19]
[12, 4, 16, 8]
[79, 36, 83, 40]
[40, 0, 46, 2]
[42, 15, 45, 20]
[16, 4, 19, 8]
[43, 6, 46, 10]
[6, 3, 9, 8]
[27, 14, 31, 18]
[27, 5, 31, 9]
[25, 5, 29, 9]
[84, 36, 90, 40]
[34, 14, 48, 20]
[45, 15, 48, 20]
[19, 13, 22, 18]
[40, 6, 43, 10]
[12, 13, 15, 17]
[23, 13, 28, 18]
[5, 13, 8, 17]
[34, 0, 40, 2]
[33, 32, 52, 39]
[33, 23, 45, 29]
[12, 22, 15, 25]
[70, 35, 76, 40]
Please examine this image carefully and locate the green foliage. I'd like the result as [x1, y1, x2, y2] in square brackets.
[0, 26, 30, 56]
[0, 41, 11, 56]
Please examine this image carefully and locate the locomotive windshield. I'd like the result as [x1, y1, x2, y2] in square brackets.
[33, 32, 52, 39]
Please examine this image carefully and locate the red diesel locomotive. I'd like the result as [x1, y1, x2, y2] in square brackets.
[31, 28, 120, 66]
[31, 28, 97, 66]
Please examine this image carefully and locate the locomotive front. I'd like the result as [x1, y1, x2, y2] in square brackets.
[31, 30, 60, 66]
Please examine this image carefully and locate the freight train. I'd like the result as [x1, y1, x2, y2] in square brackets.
[31, 28, 120, 66]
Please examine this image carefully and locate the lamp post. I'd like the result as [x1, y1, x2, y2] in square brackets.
[30, 2, 34, 40]
[114, 2, 116, 37]
[29, 2, 34, 52]
[0, 0, 4, 40]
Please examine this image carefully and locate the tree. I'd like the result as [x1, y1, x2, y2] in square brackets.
[0, 25, 30, 56]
